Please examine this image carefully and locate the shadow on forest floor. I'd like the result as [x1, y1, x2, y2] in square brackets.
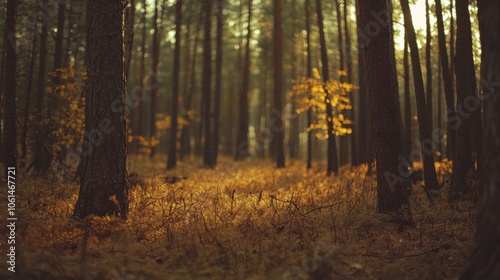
[0, 156, 475, 279]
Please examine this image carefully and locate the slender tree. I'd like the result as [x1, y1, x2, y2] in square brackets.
[274, 0, 285, 168]
[357, 0, 411, 216]
[211, 0, 223, 166]
[124, 0, 136, 81]
[316, 0, 338, 175]
[335, 0, 348, 166]
[400, 0, 440, 199]
[133, 0, 148, 140]
[450, 0, 477, 202]
[344, 0, 357, 166]
[73, 0, 129, 219]
[460, 0, 500, 277]
[425, 0, 432, 132]
[167, 0, 183, 170]
[403, 34, 412, 164]
[149, 0, 160, 158]
[3, 0, 17, 176]
[305, 0, 313, 169]
[202, 0, 213, 166]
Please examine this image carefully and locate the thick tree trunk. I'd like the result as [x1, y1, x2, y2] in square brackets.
[316, 0, 338, 175]
[460, 1, 500, 277]
[435, 0, 456, 161]
[73, 0, 129, 219]
[274, 0, 285, 168]
[167, 0, 183, 170]
[202, 0, 212, 166]
[236, 0, 252, 160]
[400, 0, 440, 198]
[3, 0, 17, 176]
[449, 0, 477, 202]
[357, 0, 410, 215]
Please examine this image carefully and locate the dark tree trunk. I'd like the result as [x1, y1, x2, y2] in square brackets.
[450, 0, 477, 202]
[435, 0, 456, 161]
[274, 0, 285, 168]
[344, 0, 357, 167]
[400, 0, 440, 198]
[335, 0, 348, 167]
[3, 0, 17, 176]
[316, 0, 338, 175]
[236, 0, 252, 160]
[357, 0, 410, 215]
[202, 0, 212, 166]
[425, 0, 432, 133]
[403, 34, 412, 165]
[460, 1, 500, 277]
[133, 0, 147, 140]
[73, 0, 129, 219]
[167, 0, 183, 170]
[124, 0, 136, 82]
[449, 0, 455, 98]
[211, 0, 223, 166]
[32, 0, 50, 173]
[54, 0, 66, 72]
[288, 0, 299, 160]
[149, 0, 160, 158]
[305, 0, 312, 169]
[355, 0, 369, 166]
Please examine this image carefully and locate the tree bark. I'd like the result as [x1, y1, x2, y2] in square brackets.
[335, 0, 348, 167]
[73, 0, 129, 219]
[403, 34, 412, 165]
[124, 0, 136, 82]
[305, 0, 312, 169]
[344, 0, 357, 167]
[425, 0, 433, 133]
[400, 0, 440, 198]
[202, 0, 213, 166]
[3, 0, 17, 176]
[149, 0, 160, 158]
[211, 0, 223, 166]
[133, 0, 147, 140]
[357, 0, 410, 215]
[316, 0, 338, 175]
[167, 0, 183, 169]
[459, 0, 500, 277]
[274, 0, 285, 168]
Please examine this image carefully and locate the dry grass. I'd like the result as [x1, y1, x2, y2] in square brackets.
[0, 156, 475, 279]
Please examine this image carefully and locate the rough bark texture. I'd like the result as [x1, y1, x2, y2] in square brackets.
[316, 0, 338, 175]
[73, 0, 129, 219]
[3, 0, 17, 176]
[357, 0, 410, 214]
[274, 0, 285, 168]
[450, 0, 476, 202]
[236, 0, 252, 160]
[167, 0, 182, 169]
[460, 0, 500, 277]
[435, 0, 456, 161]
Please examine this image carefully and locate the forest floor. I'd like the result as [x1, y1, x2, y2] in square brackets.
[0, 156, 476, 280]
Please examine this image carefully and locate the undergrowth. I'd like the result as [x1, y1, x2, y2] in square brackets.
[0, 156, 476, 279]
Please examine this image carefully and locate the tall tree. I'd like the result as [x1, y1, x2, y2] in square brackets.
[460, 0, 500, 277]
[305, 0, 313, 169]
[274, 0, 285, 168]
[124, 0, 136, 81]
[449, 0, 477, 202]
[403, 34, 412, 164]
[357, 0, 410, 216]
[425, 0, 432, 132]
[335, 0, 348, 166]
[435, 0, 456, 161]
[316, 0, 338, 175]
[236, 0, 252, 160]
[400, 0, 440, 198]
[202, 0, 213, 166]
[167, 0, 183, 170]
[133, 0, 148, 140]
[3, 0, 17, 176]
[344, 0, 357, 166]
[211, 0, 223, 166]
[73, 0, 128, 219]
[149, 0, 160, 158]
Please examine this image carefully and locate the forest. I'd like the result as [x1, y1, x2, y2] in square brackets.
[0, 0, 499, 279]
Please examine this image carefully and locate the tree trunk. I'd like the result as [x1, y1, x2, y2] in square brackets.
[149, 0, 160, 158]
[236, 0, 252, 160]
[449, 0, 477, 202]
[459, 1, 500, 277]
[274, 0, 285, 168]
[202, 0, 213, 166]
[435, 0, 456, 161]
[425, 0, 433, 133]
[403, 34, 412, 165]
[305, 0, 313, 169]
[3, 0, 17, 176]
[335, 0, 348, 167]
[133, 0, 147, 140]
[167, 0, 183, 170]
[288, 0, 299, 160]
[316, 0, 338, 175]
[124, 0, 136, 82]
[73, 0, 129, 219]
[344, 0, 357, 167]
[400, 0, 440, 198]
[211, 0, 223, 166]
[357, 0, 410, 216]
